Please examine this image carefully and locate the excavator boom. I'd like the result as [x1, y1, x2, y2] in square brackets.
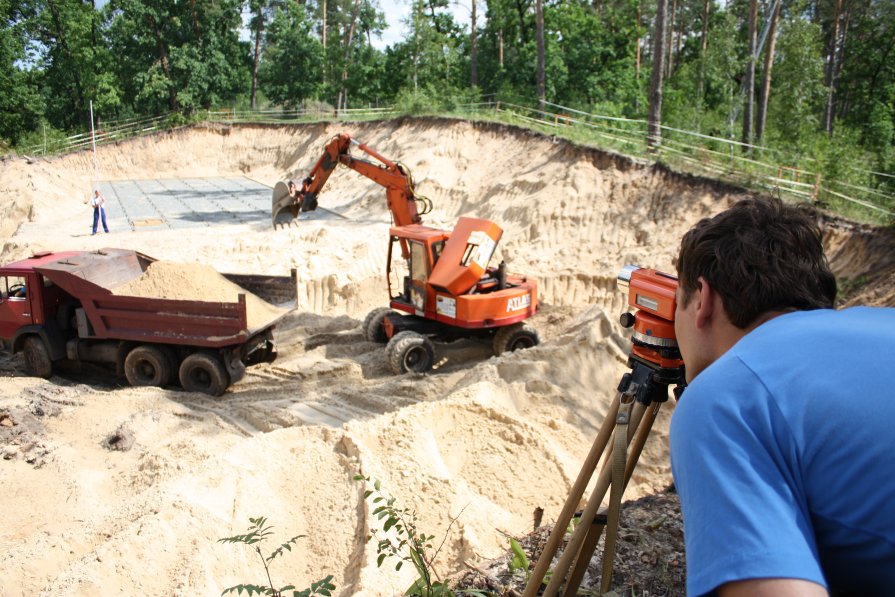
[272, 133, 432, 229]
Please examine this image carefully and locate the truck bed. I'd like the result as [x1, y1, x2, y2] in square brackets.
[36, 248, 291, 348]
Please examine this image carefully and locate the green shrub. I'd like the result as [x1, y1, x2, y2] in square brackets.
[218, 516, 335, 597]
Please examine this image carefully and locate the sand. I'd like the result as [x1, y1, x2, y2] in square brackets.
[1, 118, 892, 597]
[111, 260, 287, 330]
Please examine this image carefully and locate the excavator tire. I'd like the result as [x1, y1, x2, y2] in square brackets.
[125, 345, 173, 388]
[362, 307, 393, 343]
[492, 323, 540, 356]
[386, 331, 435, 375]
[179, 352, 230, 397]
[22, 335, 53, 378]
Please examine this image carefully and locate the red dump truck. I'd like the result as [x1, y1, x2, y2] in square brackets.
[0, 248, 292, 396]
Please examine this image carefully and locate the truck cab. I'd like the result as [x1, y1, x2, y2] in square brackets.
[0, 251, 81, 361]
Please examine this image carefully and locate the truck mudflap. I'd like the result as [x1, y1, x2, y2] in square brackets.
[223, 347, 247, 385]
[223, 330, 276, 385]
[235, 328, 278, 372]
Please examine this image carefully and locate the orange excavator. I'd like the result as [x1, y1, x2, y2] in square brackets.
[271, 133, 539, 374]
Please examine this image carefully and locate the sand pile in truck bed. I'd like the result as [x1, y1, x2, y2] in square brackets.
[0, 117, 892, 597]
[112, 260, 287, 329]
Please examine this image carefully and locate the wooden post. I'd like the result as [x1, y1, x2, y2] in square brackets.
[811, 173, 822, 202]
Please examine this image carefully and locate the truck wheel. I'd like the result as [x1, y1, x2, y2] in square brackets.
[125, 345, 173, 388]
[493, 323, 540, 356]
[179, 352, 229, 397]
[22, 336, 52, 378]
[362, 307, 393, 343]
[386, 331, 435, 375]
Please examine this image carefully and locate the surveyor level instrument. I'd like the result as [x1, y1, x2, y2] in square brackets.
[522, 266, 686, 596]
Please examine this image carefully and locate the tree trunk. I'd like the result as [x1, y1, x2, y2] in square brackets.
[337, 0, 361, 112]
[46, 0, 86, 125]
[755, 0, 780, 143]
[146, 14, 177, 111]
[250, 5, 263, 110]
[516, 1, 528, 44]
[833, 0, 852, 122]
[696, 0, 709, 106]
[190, 0, 200, 39]
[648, 0, 667, 151]
[742, 0, 757, 149]
[470, 0, 478, 87]
[536, 0, 545, 110]
[635, 1, 642, 82]
[322, 0, 327, 85]
[666, 0, 676, 78]
[498, 29, 504, 68]
[823, 0, 842, 135]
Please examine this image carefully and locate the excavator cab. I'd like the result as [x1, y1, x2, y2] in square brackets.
[385, 225, 449, 311]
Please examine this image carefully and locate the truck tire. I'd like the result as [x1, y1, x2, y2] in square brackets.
[386, 331, 435, 375]
[179, 352, 230, 397]
[492, 323, 540, 356]
[362, 307, 393, 343]
[23, 336, 53, 378]
[125, 345, 173, 388]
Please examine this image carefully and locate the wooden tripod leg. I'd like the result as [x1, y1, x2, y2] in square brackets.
[624, 402, 662, 485]
[522, 393, 621, 597]
[562, 401, 664, 595]
[554, 402, 646, 596]
[563, 508, 607, 595]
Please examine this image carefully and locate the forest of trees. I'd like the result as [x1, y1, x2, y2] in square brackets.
[2, 0, 893, 189]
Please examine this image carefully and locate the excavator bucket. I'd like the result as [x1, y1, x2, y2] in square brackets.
[272, 181, 298, 229]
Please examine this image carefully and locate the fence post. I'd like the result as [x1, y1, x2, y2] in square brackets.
[811, 173, 822, 203]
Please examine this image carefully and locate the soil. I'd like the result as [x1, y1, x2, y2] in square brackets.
[0, 117, 892, 597]
[111, 260, 287, 329]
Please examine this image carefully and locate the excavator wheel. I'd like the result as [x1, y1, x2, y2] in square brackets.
[125, 345, 173, 388]
[179, 352, 230, 397]
[22, 335, 53, 378]
[492, 323, 540, 356]
[362, 307, 393, 343]
[386, 331, 435, 375]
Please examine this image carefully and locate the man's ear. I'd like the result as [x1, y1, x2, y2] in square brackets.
[694, 277, 715, 329]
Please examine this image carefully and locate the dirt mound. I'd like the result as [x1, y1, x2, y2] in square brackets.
[112, 260, 286, 329]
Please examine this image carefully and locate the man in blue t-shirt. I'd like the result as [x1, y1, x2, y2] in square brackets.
[669, 196, 895, 596]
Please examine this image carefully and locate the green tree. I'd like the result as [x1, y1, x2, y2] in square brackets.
[106, 0, 250, 114]
[765, 16, 826, 150]
[258, 1, 325, 108]
[663, 7, 742, 134]
[378, 0, 468, 104]
[21, 0, 113, 130]
[0, 0, 44, 146]
[548, 1, 642, 112]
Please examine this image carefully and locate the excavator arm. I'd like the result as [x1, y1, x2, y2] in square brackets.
[271, 133, 433, 229]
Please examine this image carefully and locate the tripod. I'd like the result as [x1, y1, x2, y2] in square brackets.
[522, 354, 686, 596]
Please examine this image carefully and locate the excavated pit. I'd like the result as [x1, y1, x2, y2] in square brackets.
[1, 117, 893, 596]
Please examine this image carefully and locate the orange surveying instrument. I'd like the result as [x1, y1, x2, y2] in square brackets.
[523, 265, 687, 596]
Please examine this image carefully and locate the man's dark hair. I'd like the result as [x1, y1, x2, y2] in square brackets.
[676, 196, 837, 328]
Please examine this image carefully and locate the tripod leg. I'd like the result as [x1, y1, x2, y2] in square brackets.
[562, 401, 648, 595]
[543, 401, 646, 596]
[597, 401, 663, 593]
[522, 393, 621, 597]
[624, 402, 661, 485]
[562, 509, 607, 595]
